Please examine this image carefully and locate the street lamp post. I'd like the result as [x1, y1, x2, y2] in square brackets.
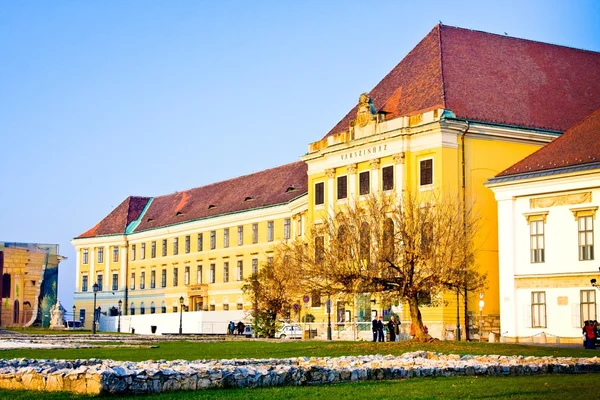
[478, 292, 485, 342]
[117, 299, 122, 333]
[179, 296, 184, 335]
[326, 296, 332, 341]
[72, 305, 76, 326]
[92, 283, 99, 334]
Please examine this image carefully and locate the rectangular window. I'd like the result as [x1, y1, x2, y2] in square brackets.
[162, 239, 167, 257]
[97, 248, 104, 264]
[237, 303, 243, 310]
[131, 245, 136, 261]
[210, 231, 216, 249]
[83, 249, 89, 264]
[210, 263, 216, 283]
[112, 246, 119, 262]
[79, 309, 85, 322]
[185, 235, 190, 253]
[531, 291, 546, 328]
[130, 305, 135, 316]
[382, 165, 394, 191]
[161, 269, 167, 288]
[530, 220, 545, 263]
[238, 226, 244, 246]
[223, 303, 229, 311]
[315, 236, 324, 264]
[210, 304, 215, 311]
[97, 274, 103, 291]
[297, 218, 302, 237]
[161, 304, 166, 313]
[267, 256, 274, 265]
[197, 265, 203, 284]
[173, 238, 179, 256]
[82, 276, 88, 292]
[151, 241, 156, 258]
[284, 218, 291, 240]
[197, 233, 203, 251]
[268, 221, 274, 242]
[581, 290, 597, 326]
[315, 182, 324, 205]
[252, 258, 258, 274]
[223, 262, 229, 282]
[237, 260, 243, 281]
[151, 270, 156, 289]
[224, 228, 229, 248]
[141, 243, 146, 260]
[140, 271, 145, 289]
[130, 272, 135, 290]
[173, 268, 179, 286]
[359, 171, 370, 195]
[185, 266, 190, 285]
[337, 175, 347, 199]
[420, 159, 433, 186]
[579, 215, 594, 260]
[112, 273, 118, 291]
[252, 223, 258, 244]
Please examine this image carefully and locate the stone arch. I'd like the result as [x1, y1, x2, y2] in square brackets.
[13, 300, 19, 324]
[2, 274, 10, 298]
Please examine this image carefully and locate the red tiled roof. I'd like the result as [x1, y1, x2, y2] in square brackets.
[497, 108, 600, 177]
[76, 196, 151, 239]
[77, 162, 308, 238]
[325, 25, 600, 138]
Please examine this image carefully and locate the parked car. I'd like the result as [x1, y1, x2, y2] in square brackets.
[242, 325, 254, 338]
[275, 324, 302, 339]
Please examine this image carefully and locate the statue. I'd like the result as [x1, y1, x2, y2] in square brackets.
[353, 93, 376, 128]
[49, 301, 65, 329]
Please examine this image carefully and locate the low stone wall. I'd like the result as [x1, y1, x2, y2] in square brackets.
[0, 351, 599, 395]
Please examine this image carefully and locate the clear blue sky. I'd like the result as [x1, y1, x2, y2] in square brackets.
[1, 1, 599, 311]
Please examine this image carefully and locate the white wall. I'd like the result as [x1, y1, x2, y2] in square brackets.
[98, 310, 248, 335]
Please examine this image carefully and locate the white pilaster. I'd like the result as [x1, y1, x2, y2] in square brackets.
[75, 250, 81, 292]
[326, 168, 335, 218]
[393, 152, 406, 193]
[348, 163, 357, 199]
[497, 197, 518, 338]
[370, 159, 380, 193]
[120, 244, 128, 292]
[104, 245, 110, 291]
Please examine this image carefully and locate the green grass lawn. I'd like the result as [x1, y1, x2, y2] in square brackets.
[0, 339, 594, 361]
[0, 339, 598, 399]
[1, 374, 600, 400]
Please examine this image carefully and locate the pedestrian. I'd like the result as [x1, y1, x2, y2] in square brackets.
[387, 316, 397, 342]
[395, 317, 401, 341]
[584, 320, 597, 349]
[228, 321, 235, 335]
[377, 315, 385, 342]
[372, 316, 378, 342]
[237, 321, 245, 336]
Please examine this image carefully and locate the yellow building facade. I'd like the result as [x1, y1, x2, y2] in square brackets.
[72, 162, 307, 329]
[72, 25, 600, 338]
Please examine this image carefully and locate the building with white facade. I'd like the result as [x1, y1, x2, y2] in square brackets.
[487, 109, 600, 343]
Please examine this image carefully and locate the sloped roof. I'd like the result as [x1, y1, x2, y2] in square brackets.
[325, 25, 600, 138]
[76, 196, 151, 239]
[495, 108, 600, 178]
[77, 162, 308, 238]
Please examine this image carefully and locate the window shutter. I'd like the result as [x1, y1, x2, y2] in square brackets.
[572, 303, 581, 328]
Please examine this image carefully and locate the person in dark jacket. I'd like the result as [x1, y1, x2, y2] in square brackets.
[377, 316, 385, 342]
[387, 316, 398, 342]
[372, 316, 378, 342]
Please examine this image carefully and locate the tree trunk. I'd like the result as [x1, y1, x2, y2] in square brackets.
[407, 295, 427, 342]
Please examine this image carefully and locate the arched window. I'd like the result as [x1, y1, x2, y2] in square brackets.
[383, 218, 395, 261]
[13, 300, 19, 324]
[130, 302, 135, 316]
[360, 223, 370, 266]
[150, 301, 156, 314]
[140, 302, 146, 315]
[2, 274, 10, 298]
[161, 301, 166, 313]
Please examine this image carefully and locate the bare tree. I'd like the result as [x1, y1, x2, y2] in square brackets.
[242, 246, 302, 337]
[282, 191, 485, 341]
